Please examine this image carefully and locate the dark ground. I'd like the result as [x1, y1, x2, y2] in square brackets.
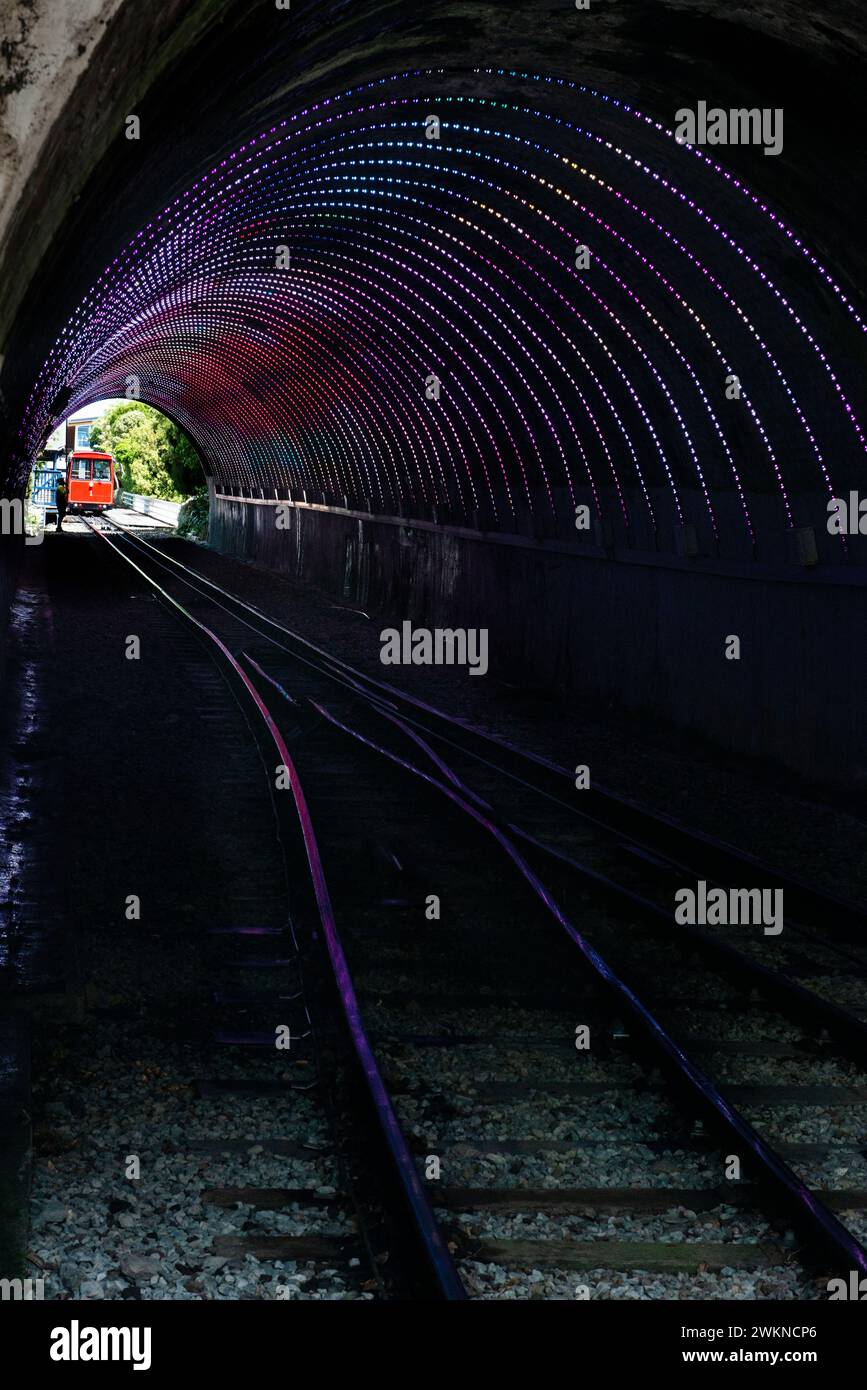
[0, 525, 289, 1284]
[0, 521, 863, 1287]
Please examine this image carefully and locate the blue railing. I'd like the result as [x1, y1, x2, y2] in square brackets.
[31, 468, 64, 509]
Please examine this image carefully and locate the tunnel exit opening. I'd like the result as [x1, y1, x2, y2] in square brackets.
[28, 398, 206, 539]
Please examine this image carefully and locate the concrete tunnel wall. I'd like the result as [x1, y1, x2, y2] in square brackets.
[210, 488, 867, 792]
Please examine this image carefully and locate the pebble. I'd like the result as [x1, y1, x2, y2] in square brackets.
[36, 1200, 70, 1224]
[120, 1254, 164, 1280]
[59, 1261, 83, 1292]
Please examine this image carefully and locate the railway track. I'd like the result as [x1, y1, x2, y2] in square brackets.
[80, 516, 462, 1301]
[76, 514, 867, 1299]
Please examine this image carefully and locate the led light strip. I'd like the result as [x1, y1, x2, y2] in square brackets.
[19, 71, 861, 553]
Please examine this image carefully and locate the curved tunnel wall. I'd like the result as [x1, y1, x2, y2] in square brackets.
[2, 6, 866, 789]
[210, 492, 867, 788]
[15, 68, 867, 564]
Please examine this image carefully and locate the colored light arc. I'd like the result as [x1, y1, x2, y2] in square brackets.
[18, 69, 865, 556]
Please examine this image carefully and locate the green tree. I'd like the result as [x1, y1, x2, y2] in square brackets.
[89, 404, 202, 500]
[155, 416, 202, 495]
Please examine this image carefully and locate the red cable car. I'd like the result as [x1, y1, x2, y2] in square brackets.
[67, 450, 117, 513]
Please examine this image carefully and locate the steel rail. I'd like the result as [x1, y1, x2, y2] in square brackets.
[94, 515, 867, 1048]
[82, 518, 466, 1301]
[306, 664, 867, 1067]
[241, 654, 867, 1279]
[280, 668, 867, 1070]
[89, 514, 867, 1278]
[94, 513, 867, 937]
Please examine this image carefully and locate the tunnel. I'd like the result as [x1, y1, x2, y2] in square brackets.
[2, 0, 866, 783]
[1, 0, 866, 1330]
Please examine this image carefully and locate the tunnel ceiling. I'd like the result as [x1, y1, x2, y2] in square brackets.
[3, 1, 866, 559]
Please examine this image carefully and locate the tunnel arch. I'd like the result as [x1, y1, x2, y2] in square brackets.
[14, 66, 867, 564]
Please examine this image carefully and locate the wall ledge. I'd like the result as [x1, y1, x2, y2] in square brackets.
[213, 493, 867, 590]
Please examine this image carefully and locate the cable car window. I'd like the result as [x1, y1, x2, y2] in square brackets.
[92, 460, 111, 479]
[71, 459, 90, 479]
